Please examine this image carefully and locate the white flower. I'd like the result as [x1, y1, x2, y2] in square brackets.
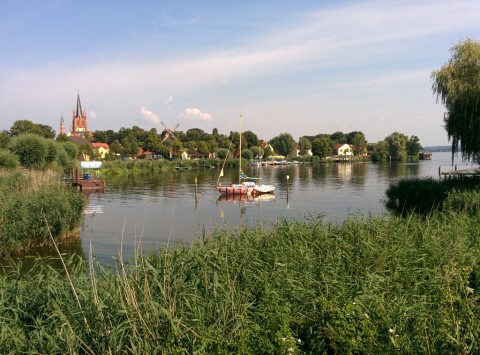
[389, 328, 395, 334]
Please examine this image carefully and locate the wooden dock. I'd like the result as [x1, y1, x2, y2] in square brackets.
[71, 168, 106, 192]
[441, 168, 480, 179]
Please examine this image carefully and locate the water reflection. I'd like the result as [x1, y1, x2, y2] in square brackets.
[5, 152, 477, 269]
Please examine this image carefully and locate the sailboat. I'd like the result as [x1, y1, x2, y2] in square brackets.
[216, 115, 275, 196]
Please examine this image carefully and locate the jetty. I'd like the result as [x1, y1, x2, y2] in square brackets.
[440, 167, 480, 180]
[71, 161, 106, 192]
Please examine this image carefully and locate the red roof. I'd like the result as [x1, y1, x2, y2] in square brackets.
[92, 142, 109, 149]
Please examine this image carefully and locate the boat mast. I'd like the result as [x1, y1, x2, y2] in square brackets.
[239, 114, 242, 183]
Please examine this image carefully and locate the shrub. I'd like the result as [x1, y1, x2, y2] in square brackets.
[0, 149, 19, 168]
[9, 133, 48, 169]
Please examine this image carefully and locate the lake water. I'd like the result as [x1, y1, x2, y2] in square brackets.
[79, 152, 474, 264]
[1, 152, 475, 271]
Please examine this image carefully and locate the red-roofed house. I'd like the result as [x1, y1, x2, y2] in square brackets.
[92, 142, 109, 159]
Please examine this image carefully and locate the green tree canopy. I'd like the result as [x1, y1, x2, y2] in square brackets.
[298, 136, 312, 155]
[269, 133, 296, 157]
[385, 132, 408, 161]
[10, 120, 56, 139]
[10, 133, 48, 169]
[351, 132, 367, 156]
[432, 38, 480, 163]
[312, 137, 334, 158]
[407, 135, 422, 157]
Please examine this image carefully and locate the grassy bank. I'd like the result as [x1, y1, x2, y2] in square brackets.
[1, 188, 480, 353]
[0, 170, 85, 256]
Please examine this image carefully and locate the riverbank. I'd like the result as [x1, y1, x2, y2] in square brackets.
[0, 170, 85, 256]
[1, 186, 479, 353]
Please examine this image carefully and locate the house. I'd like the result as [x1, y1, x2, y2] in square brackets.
[335, 143, 353, 156]
[291, 144, 313, 158]
[91, 142, 109, 159]
[68, 135, 93, 161]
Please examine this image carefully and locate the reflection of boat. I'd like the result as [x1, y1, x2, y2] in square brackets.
[216, 115, 275, 196]
[216, 193, 275, 204]
[216, 194, 254, 204]
[253, 193, 276, 202]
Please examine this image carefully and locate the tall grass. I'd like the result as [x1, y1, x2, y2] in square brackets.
[1, 189, 480, 353]
[0, 170, 85, 256]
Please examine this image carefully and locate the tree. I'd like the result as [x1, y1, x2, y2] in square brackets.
[110, 140, 123, 155]
[407, 135, 422, 157]
[10, 120, 55, 139]
[312, 137, 334, 158]
[242, 130, 259, 148]
[298, 136, 312, 156]
[217, 148, 229, 160]
[330, 131, 346, 143]
[269, 133, 296, 157]
[0, 130, 10, 148]
[432, 38, 480, 163]
[263, 146, 273, 159]
[250, 146, 264, 159]
[241, 148, 253, 160]
[371, 141, 389, 161]
[10, 133, 48, 169]
[351, 132, 367, 156]
[385, 132, 409, 161]
[61, 142, 78, 160]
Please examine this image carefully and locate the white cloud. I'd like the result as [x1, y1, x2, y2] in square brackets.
[178, 108, 213, 121]
[88, 111, 97, 120]
[139, 106, 160, 125]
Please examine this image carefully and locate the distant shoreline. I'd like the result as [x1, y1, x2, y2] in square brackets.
[423, 145, 451, 152]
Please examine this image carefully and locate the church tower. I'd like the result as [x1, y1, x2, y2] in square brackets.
[71, 93, 88, 136]
[59, 114, 65, 135]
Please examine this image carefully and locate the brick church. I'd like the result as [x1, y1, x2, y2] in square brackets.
[59, 93, 90, 137]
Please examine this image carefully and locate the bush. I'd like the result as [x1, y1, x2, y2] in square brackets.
[0, 149, 19, 168]
[9, 133, 48, 169]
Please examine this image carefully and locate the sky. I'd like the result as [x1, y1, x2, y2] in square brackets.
[1, 0, 479, 146]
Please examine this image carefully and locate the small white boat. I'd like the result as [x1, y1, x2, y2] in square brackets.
[252, 184, 275, 195]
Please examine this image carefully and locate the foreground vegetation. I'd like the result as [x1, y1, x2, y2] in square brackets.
[0, 170, 85, 256]
[1, 185, 480, 353]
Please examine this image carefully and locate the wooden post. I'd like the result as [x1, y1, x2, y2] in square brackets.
[195, 177, 198, 196]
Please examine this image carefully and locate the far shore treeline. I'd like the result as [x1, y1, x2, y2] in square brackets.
[1, 118, 424, 169]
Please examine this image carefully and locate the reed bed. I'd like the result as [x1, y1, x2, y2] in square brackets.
[0, 170, 85, 256]
[1, 188, 480, 353]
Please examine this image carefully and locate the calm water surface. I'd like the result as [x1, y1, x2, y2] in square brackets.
[1, 152, 475, 271]
[80, 152, 474, 264]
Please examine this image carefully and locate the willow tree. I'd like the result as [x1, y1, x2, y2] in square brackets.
[431, 38, 480, 163]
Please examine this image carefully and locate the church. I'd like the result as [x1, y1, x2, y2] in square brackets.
[59, 93, 90, 137]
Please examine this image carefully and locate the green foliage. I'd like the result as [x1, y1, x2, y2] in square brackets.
[2, 202, 480, 352]
[9, 120, 56, 139]
[312, 137, 334, 158]
[0, 131, 10, 148]
[250, 146, 264, 159]
[241, 148, 253, 160]
[0, 149, 19, 168]
[0, 171, 85, 255]
[407, 135, 422, 157]
[298, 136, 312, 155]
[61, 141, 78, 159]
[269, 133, 296, 157]
[432, 38, 480, 163]
[9, 133, 48, 169]
[385, 177, 480, 216]
[385, 131, 409, 161]
[371, 140, 389, 161]
[217, 148, 229, 160]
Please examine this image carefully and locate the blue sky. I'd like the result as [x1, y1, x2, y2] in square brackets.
[1, 0, 479, 146]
